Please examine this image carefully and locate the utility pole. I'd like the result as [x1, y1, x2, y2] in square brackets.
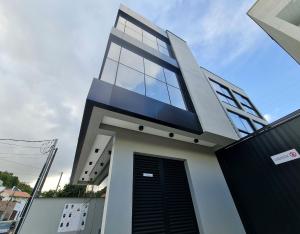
[15, 139, 58, 233]
[55, 172, 63, 192]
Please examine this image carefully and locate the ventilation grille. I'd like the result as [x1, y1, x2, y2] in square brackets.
[132, 155, 199, 234]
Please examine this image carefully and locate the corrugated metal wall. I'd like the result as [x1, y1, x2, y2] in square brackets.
[217, 111, 300, 234]
[19, 198, 104, 234]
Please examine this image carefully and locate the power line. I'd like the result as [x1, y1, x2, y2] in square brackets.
[0, 152, 43, 156]
[0, 138, 54, 143]
[0, 142, 42, 148]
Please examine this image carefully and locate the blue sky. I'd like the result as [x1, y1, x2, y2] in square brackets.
[0, 0, 299, 190]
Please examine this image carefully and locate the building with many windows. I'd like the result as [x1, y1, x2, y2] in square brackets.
[248, 0, 300, 64]
[70, 5, 267, 234]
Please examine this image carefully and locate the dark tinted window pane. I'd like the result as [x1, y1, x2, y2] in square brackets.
[145, 76, 170, 104]
[144, 59, 165, 81]
[119, 48, 144, 72]
[164, 69, 179, 88]
[107, 43, 121, 61]
[116, 64, 145, 95]
[168, 85, 186, 110]
[101, 58, 118, 84]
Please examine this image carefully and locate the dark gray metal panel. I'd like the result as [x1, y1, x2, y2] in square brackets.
[217, 111, 300, 234]
[88, 79, 202, 134]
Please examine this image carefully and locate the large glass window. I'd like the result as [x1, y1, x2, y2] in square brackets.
[116, 16, 172, 57]
[210, 79, 239, 108]
[100, 42, 186, 110]
[234, 92, 260, 117]
[253, 121, 265, 130]
[228, 111, 254, 137]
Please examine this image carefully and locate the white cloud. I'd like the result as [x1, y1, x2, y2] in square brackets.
[263, 114, 273, 122]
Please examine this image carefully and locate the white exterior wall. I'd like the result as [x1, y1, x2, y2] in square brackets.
[248, 0, 300, 64]
[100, 126, 245, 234]
[167, 32, 239, 144]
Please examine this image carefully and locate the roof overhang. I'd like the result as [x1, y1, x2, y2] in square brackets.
[70, 79, 236, 184]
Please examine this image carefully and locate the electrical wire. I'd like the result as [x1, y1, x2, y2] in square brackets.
[0, 138, 55, 142]
[0, 142, 42, 148]
[0, 152, 43, 156]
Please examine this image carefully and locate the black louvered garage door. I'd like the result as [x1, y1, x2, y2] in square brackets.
[132, 155, 199, 234]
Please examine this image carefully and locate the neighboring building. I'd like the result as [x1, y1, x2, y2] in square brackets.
[0, 189, 30, 202]
[70, 5, 266, 234]
[248, 0, 300, 64]
[202, 67, 267, 138]
[0, 189, 30, 221]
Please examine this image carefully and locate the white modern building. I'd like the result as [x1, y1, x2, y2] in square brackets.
[248, 0, 300, 64]
[71, 5, 267, 234]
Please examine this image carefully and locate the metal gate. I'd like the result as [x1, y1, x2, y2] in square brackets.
[132, 155, 199, 234]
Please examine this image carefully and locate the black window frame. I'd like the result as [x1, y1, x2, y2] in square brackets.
[99, 39, 196, 112]
[228, 111, 255, 137]
[115, 12, 174, 58]
[209, 79, 239, 108]
[233, 92, 261, 118]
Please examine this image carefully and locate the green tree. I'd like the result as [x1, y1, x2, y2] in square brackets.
[0, 171, 33, 194]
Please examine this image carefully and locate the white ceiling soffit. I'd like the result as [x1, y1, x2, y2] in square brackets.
[102, 116, 215, 147]
[79, 134, 112, 183]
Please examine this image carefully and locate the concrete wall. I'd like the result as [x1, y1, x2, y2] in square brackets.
[100, 125, 245, 234]
[167, 31, 239, 143]
[248, 0, 300, 64]
[19, 198, 104, 234]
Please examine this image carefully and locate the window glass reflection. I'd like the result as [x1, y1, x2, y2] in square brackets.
[145, 76, 170, 104]
[124, 27, 142, 41]
[143, 37, 157, 49]
[116, 17, 172, 58]
[168, 85, 186, 110]
[107, 43, 121, 61]
[144, 59, 165, 82]
[101, 58, 118, 84]
[158, 46, 170, 56]
[116, 64, 145, 95]
[164, 69, 179, 88]
[119, 48, 144, 73]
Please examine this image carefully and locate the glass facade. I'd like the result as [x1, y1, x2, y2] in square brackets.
[228, 111, 254, 136]
[253, 121, 265, 130]
[116, 16, 172, 57]
[234, 92, 260, 117]
[101, 42, 186, 110]
[210, 80, 239, 107]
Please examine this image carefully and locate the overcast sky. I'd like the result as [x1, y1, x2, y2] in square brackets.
[0, 0, 299, 191]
